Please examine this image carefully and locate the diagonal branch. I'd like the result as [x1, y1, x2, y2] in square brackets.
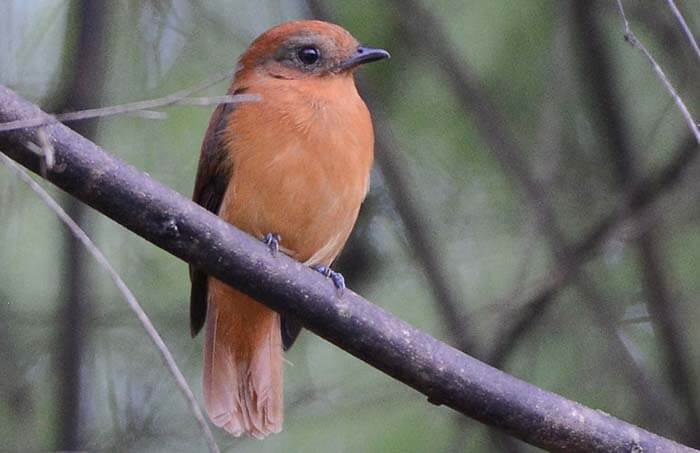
[0, 154, 219, 453]
[616, 0, 700, 145]
[665, 0, 700, 64]
[0, 72, 255, 133]
[0, 86, 694, 452]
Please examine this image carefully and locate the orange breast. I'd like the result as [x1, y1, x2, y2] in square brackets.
[218, 74, 374, 266]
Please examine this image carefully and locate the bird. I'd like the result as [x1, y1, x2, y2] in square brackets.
[189, 20, 389, 438]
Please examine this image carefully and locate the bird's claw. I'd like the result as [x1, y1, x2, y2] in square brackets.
[263, 233, 281, 256]
[313, 265, 345, 295]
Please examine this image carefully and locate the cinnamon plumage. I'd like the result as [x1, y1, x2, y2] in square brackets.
[189, 20, 389, 438]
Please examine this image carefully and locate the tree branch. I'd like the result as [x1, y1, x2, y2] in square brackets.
[0, 86, 694, 452]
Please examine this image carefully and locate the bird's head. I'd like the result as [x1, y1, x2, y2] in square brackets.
[237, 20, 390, 81]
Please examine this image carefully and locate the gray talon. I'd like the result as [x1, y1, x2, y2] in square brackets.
[263, 233, 281, 256]
[313, 265, 346, 295]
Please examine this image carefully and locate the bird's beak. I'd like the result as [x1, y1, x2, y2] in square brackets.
[339, 46, 391, 71]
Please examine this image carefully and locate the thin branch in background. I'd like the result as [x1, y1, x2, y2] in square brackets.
[373, 123, 477, 354]
[666, 0, 700, 63]
[0, 72, 257, 133]
[616, 0, 700, 145]
[54, 2, 105, 448]
[0, 154, 220, 453]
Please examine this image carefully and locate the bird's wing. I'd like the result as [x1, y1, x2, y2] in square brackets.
[189, 94, 305, 348]
[281, 316, 303, 351]
[189, 100, 236, 337]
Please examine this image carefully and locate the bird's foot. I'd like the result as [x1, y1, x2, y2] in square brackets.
[263, 233, 281, 256]
[312, 265, 345, 295]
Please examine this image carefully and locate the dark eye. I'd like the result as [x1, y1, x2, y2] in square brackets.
[297, 46, 320, 65]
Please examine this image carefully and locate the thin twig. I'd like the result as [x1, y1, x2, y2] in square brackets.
[616, 0, 700, 145]
[0, 153, 219, 453]
[666, 0, 700, 63]
[0, 72, 258, 133]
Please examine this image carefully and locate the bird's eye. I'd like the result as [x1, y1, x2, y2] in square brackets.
[297, 46, 320, 65]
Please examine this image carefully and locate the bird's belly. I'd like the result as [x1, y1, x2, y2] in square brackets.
[221, 142, 368, 266]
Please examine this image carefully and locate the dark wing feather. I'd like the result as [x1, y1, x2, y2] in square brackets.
[281, 317, 303, 350]
[189, 100, 236, 337]
[189, 88, 305, 349]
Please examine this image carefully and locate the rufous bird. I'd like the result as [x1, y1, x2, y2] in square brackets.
[189, 20, 389, 438]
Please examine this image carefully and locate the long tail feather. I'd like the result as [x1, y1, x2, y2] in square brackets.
[203, 279, 283, 438]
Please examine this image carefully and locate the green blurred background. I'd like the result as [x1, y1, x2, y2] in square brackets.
[1, 1, 699, 451]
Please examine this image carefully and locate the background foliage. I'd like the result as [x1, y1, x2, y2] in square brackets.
[1, 1, 699, 451]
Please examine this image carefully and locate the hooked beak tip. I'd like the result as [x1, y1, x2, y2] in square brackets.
[357, 46, 391, 62]
[341, 46, 390, 70]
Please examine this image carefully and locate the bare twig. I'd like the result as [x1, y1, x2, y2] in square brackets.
[666, 0, 700, 63]
[0, 85, 692, 452]
[0, 154, 220, 453]
[616, 0, 700, 145]
[0, 72, 257, 133]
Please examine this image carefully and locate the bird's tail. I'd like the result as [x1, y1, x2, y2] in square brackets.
[203, 278, 283, 438]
